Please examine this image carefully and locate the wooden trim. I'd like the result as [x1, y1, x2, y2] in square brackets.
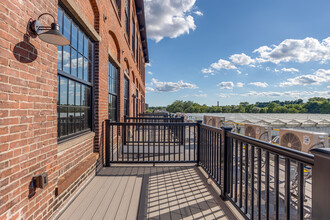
[55, 153, 99, 196]
[60, 0, 101, 42]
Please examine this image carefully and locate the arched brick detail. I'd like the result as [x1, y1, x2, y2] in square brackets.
[89, 0, 100, 32]
[109, 31, 121, 62]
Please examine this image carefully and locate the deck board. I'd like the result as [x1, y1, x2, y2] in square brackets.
[57, 165, 239, 220]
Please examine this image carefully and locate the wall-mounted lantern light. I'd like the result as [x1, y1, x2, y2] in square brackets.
[30, 13, 70, 46]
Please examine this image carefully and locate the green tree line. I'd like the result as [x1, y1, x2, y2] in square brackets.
[157, 97, 330, 114]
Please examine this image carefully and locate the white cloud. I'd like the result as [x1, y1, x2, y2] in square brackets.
[150, 78, 198, 92]
[201, 68, 215, 75]
[249, 82, 269, 87]
[328, 85, 330, 89]
[280, 69, 330, 87]
[194, 93, 207, 97]
[229, 53, 255, 65]
[253, 37, 330, 64]
[144, 0, 199, 42]
[236, 82, 244, 87]
[211, 59, 237, 70]
[147, 71, 154, 75]
[281, 68, 299, 73]
[217, 81, 234, 89]
[242, 90, 330, 99]
[145, 87, 155, 92]
[218, 93, 236, 98]
[265, 67, 271, 71]
[242, 91, 281, 97]
[274, 68, 280, 72]
[145, 63, 151, 67]
[194, 11, 203, 16]
[237, 70, 242, 74]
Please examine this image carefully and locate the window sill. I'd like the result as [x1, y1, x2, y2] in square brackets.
[58, 131, 95, 153]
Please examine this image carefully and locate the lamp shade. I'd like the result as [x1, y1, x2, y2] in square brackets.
[38, 23, 70, 46]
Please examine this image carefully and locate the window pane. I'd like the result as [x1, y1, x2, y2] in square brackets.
[59, 106, 68, 136]
[78, 54, 83, 79]
[81, 84, 85, 106]
[88, 40, 93, 61]
[57, 46, 62, 70]
[88, 61, 92, 82]
[68, 80, 75, 106]
[57, 76, 60, 105]
[84, 107, 91, 130]
[82, 86, 90, 106]
[71, 49, 77, 76]
[63, 14, 71, 42]
[71, 24, 78, 49]
[58, 8, 63, 33]
[63, 45, 70, 73]
[84, 35, 88, 58]
[83, 58, 88, 81]
[75, 107, 81, 132]
[85, 86, 91, 106]
[60, 77, 68, 105]
[78, 31, 83, 54]
[68, 107, 75, 134]
[75, 83, 81, 106]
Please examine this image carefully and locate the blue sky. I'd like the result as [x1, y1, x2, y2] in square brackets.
[144, 0, 330, 106]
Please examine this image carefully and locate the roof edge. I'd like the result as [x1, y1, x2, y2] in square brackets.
[135, 0, 149, 63]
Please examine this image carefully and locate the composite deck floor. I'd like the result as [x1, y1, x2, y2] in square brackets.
[57, 165, 238, 220]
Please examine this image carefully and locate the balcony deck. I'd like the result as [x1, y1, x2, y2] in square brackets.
[56, 165, 240, 220]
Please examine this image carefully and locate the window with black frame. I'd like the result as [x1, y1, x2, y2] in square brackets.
[124, 77, 129, 117]
[132, 17, 135, 56]
[125, 0, 130, 38]
[108, 60, 118, 122]
[57, 6, 93, 141]
[136, 39, 139, 64]
[116, 0, 120, 11]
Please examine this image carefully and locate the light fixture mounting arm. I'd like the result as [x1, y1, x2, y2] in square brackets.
[31, 13, 57, 35]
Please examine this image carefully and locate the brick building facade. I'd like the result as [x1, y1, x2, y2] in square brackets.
[0, 0, 148, 219]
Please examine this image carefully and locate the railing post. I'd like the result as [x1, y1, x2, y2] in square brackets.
[196, 120, 202, 165]
[181, 116, 185, 145]
[123, 116, 127, 145]
[105, 120, 110, 167]
[311, 148, 330, 219]
[220, 126, 232, 200]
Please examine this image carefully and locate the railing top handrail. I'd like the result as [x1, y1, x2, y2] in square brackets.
[106, 120, 197, 126]
[227, 132, 314, 165]
[125, 117, 182, 120]
[200, 124, 223, 133]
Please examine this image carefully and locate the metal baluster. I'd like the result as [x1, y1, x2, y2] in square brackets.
[274, 154, 279, 220]
[235, 139, 238, 203]
[285, 158, 291, 220]
[297, 162, 304, 220]
[250, 145, 255, 219]
[257, 148, 261, 220]
[245, 143, 249, 214]
[239, 141, 243, 208]
[265, 151, 270, 220]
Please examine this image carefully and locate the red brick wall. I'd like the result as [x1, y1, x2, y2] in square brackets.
[0, 0, 146, 219]
[0, 0, 58, 219]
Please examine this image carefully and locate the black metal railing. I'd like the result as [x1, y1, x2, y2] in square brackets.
[124, 116, 184, 123]
[226, 131, 313, 220]
[105, 121, 197, 163]
[104, 118, 330, 219]
[139, 112, 169, 117]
